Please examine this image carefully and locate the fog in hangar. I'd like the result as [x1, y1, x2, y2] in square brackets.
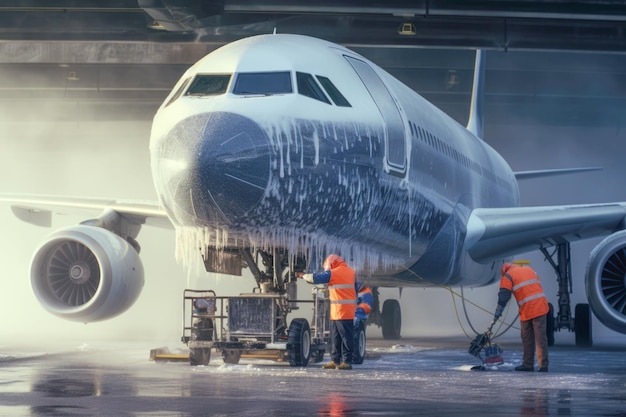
[2, 1, 626, 349]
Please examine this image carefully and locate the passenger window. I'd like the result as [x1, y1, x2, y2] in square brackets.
[316, 75, 351, 107]
[233, 71, 292, 95]
[164, 77, 191, 107]
[186, 74, 231, 96]
[297, 72, 330, 104]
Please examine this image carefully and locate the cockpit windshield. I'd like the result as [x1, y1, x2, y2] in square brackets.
[185, 74, 231, 96]
[233, 71, 292, 95]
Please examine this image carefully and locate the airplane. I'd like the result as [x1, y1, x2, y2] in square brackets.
[4, 33, 626, 348]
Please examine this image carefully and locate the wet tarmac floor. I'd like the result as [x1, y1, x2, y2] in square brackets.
[1, 337, 626, 416]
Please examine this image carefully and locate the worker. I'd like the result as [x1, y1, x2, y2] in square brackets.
[298, 254, 357, 370]
[353, 281, 373, 364]
[354, 281, 373, 327]
[494, 261, 549, 372]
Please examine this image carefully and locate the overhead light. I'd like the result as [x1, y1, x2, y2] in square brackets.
[398, 23, 416, 36]
[67, 71, 79, 81]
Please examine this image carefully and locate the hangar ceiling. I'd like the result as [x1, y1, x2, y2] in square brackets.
[1, 0, 626, 130]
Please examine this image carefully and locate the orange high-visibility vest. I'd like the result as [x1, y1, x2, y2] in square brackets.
[500, 265, 549, 321]
[328, 263, 357, 320]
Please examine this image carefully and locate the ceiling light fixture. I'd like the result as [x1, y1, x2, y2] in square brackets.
[398, 23, 416, 35]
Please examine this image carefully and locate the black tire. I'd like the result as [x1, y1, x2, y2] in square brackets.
[353, 320, 366, 364]
[222, 350, 241, 364]
[546, 303, 555, 347]
[288, 318, 311, 367]
[189, 348, 211, 366]
[575, 303, 593, 347]
[312, 349, 325, 363]
[382, 299, 402, 339]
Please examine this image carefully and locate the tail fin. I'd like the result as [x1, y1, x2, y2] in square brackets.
[466, 50, 485, 139]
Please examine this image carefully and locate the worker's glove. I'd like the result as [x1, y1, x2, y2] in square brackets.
[302, 273, 314, 284]
[494, 305, 504, 320]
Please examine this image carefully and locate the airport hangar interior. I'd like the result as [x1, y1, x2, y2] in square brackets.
[2, 1, 626, 344]
[2, 1, 626, 131]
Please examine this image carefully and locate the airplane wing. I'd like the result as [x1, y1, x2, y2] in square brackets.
[465, 203, 626, 263]
[0, 194, 172, 229]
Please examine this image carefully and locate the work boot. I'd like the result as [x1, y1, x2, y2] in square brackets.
[337, 363, 352, 370]
[538, 368, 549, 373]
[322, 362, 337, 369]
[515, 365, 534, 372]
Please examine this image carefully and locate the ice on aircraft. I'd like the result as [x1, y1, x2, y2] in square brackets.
[3, 33, 626, 357]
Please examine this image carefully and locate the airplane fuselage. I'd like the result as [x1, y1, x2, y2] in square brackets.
[150, 34, 520, 287]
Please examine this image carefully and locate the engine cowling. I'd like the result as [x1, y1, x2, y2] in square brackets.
[585, 230, 626, 334]
[30, 225, 144, 323]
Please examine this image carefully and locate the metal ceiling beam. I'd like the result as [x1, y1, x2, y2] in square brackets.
[1, 1, 626, 53]
[224, 0, 626, 21]
[0, 41, 221, 64]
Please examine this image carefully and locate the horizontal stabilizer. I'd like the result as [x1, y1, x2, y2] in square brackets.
[514, 167, 602, 180]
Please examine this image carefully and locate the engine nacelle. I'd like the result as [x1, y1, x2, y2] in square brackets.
[585, 230, 626, 334]
[30, 225, 144, 323]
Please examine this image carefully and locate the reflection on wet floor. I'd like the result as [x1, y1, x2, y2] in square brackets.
[0, 339, 625, 416]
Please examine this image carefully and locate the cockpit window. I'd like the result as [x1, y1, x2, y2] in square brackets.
[297, 72, 331, 104]
[185, 74, 231, 96]
[164, 77, 192, 107]
[233, 71, 292, 95]
[316, 76, 352, 107]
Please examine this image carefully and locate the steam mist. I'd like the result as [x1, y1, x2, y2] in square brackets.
[1, 48, 626, 351]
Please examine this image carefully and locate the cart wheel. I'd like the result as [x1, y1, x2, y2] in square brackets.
[353, 320, 366, 364]
[288, 318, 311, 367]
[222, 350, 241, 364]
[189, 348, 211, 366]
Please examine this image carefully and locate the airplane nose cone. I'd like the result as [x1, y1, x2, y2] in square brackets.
[156, 112, 270, 226]
[198, 112, 270, 220]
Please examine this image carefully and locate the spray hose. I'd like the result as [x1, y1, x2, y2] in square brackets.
[400, 265, 519, 341]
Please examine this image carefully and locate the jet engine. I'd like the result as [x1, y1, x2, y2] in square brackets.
[30, 225, 144, 323]
[585, 230, 626, 334]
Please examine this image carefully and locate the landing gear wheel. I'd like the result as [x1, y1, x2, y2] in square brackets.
[288, 318, 311, 367]
[222, 349, 241, 364]
[546, 303, 555, 347]
[189, 348, 211, 366]
[382, 299, 402, 339]
[353, 320, 366, 364]
[575, 303, 593, 347]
